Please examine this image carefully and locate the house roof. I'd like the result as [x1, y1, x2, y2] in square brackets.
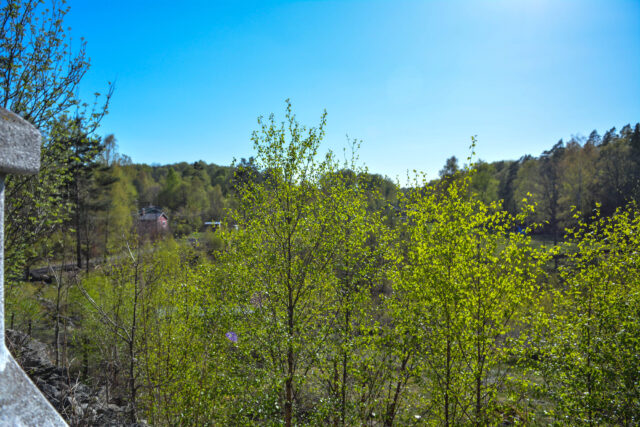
[140, 212, 167, 221]
[139, 206, 168, 221]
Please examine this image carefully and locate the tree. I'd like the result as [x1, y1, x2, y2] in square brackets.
[514, 142, 564, 243]
[538, 141, 564, 244]
[93, 134, 133, 258]
[631, 123, 640, 201]
[157, 168, 183, 211]
[207, 184, 225, 221]
[558, 137, 597, 228]
[439, 156, 459, 179]
[600, 127, 616, 146]
[315, 152, 395, 426]
[62, 116, 106, 268]
[468, 160, 499, 204]
[594, 135, 634, 214]
[497, 159, 522, 216]
[106, 163, 137, 246]
[132, 165, 160, 207]
[530, 205, 640, 424]
[229, 101, 340, 426]
[183, 173, 210, 231]
[77, 237, 180, 423]
[1, 0, 95, 128]
[394, 170, 545, 425]
[586, 130, 601, 146]
[1, 0, 111, 276]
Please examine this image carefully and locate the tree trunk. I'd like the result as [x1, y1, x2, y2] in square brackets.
[285, 300, 294, 427]
[129, 253, 140, 423]
[75, 163, 82, 269]
[54, 276, 62, 367]
[445, 337, 451, 426]
[340, 308, 350, 426]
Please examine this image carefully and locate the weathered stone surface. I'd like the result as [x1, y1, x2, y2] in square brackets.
[0, 107, 41, 175]
[0, 351, 67, 426]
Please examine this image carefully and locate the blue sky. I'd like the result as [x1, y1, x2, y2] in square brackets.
[66, 0, 640, 179]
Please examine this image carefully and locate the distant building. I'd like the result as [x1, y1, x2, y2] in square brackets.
[203, 221, 239, 232]
[138, 206, 169, 239]
[204, 221, 222, 231]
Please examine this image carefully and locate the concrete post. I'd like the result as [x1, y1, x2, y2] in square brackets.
[0, 107, 67, 425]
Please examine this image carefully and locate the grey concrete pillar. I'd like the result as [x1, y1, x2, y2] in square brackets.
[0, 107, 67, 425]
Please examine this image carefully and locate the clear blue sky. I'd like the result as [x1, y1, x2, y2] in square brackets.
[66, 0, 640, 179]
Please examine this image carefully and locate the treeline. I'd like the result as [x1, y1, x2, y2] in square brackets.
[100, 120, 640, 249]
[124, 122, 640, 247]
[67, 145, 399, 265]
[457, 123, 640, 241]
[15, 117, 637, 278]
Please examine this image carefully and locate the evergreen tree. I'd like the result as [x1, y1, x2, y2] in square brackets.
[1, 0, 111, 276]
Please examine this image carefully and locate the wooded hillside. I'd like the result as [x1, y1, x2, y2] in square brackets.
[2, 1, 639, 425]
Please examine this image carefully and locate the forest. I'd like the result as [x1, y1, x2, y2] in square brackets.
[2, 1, 640, 426]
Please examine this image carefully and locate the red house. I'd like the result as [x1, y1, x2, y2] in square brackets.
[138, 206, 169, 239]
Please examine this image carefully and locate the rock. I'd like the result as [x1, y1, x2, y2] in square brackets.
[0, 107, 41, 175]
[5, 329, 137, 426]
